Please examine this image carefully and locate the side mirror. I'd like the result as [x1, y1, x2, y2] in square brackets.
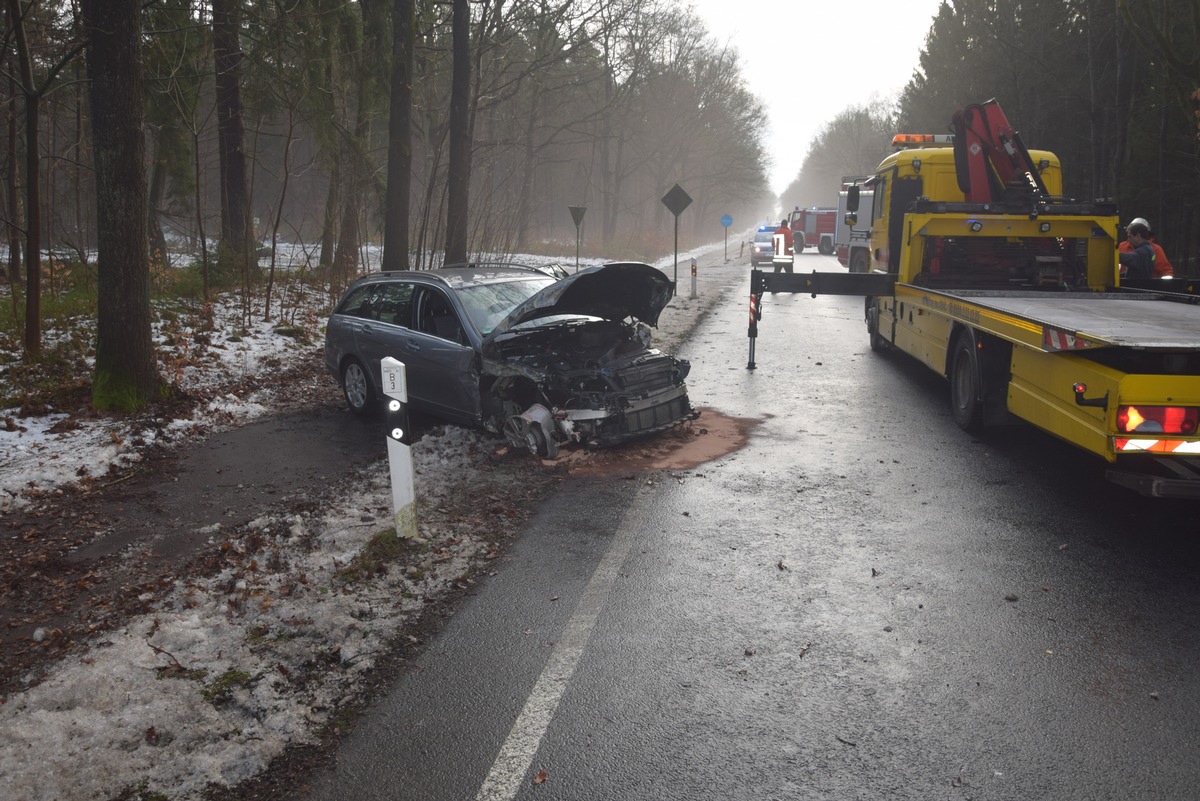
[844, 212, 858, 226]
[846, 186, 860, 213]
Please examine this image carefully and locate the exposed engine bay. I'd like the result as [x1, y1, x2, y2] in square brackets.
[483, 318, 696, 458]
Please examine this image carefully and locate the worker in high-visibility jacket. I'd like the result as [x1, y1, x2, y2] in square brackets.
[1119, 217, 1174, 278]
[771, 219, 793, 275]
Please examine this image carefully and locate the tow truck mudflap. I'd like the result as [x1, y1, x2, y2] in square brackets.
[750, 269, 898, 296]
[1105, 456, 1200, 499]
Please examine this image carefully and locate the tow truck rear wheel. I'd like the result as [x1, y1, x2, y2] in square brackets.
[849, 249, 869, 274]
[818, 237, 834, 255]
[867, 299, 888, 352]
[950, 330, 985, 431]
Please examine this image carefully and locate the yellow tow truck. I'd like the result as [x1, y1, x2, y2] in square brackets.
[750, 100, 1200, 498]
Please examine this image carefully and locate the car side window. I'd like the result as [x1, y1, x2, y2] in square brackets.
[336, 282, 414, 325]
[415, 287, 465, 344]
[375, 282, 415, 327]
[336, 285, 378, 319]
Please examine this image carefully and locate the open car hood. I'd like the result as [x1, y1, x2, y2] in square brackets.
[485, 261, 674, 340]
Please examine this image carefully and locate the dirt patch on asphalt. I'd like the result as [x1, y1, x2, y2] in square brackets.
[551, 407, 758, 476]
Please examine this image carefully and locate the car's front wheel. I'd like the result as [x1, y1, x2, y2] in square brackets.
[341, 358, 377, 416]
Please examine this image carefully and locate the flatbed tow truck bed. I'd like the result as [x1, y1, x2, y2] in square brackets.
[751, 272, 1200, 498]
[907, 287, 1200, 350]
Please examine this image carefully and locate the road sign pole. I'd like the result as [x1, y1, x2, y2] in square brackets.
[568, 205, 587, 273]
[720, 214, 733, 263]
[673, 216, 679, 288]
[661, 184, 693, 293]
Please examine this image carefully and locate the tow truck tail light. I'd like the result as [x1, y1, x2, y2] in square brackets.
[1116, 405, 1199, 435]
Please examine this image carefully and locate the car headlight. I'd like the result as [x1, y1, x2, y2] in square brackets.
[634, 322, 652, 348]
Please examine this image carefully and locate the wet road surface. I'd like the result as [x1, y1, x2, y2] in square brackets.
[300, 254, 1200, 800]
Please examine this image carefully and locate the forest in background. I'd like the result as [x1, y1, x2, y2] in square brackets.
[782, 0, 1200, 278]
[4, 0, 1197, 290]
[2, 0, 1198, 411]
[0, 0, 775, 290]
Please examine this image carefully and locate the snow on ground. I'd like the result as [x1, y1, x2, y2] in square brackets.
[0, 241, 742, 800]
[1, 424, 513, 801]
[1, 292, 316, 512]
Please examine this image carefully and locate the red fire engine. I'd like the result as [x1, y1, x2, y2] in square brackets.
[788, 206, 837, 255]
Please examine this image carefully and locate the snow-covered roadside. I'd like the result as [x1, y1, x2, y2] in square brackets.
[0, 295, 319, 512]
[0, 242, 747, 509]
[0, 426, 532, 801]
[0, 241, 751, 800]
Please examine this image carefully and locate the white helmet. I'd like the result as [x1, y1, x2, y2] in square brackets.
[1127, 217, 1150, 231]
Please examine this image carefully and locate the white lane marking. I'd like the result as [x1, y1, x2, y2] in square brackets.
[473, 490, 645, 800]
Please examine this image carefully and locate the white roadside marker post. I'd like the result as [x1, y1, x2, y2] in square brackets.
[381, 357, 417, 539]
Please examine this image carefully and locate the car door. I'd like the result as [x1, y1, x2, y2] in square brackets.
[342, 281, 417, 397]
[397, 286, 481, 422]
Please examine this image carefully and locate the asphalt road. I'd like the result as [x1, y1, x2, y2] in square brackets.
[301, 253, 1200, 801]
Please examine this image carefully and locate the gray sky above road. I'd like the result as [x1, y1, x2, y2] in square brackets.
[687, 0, 945, 195]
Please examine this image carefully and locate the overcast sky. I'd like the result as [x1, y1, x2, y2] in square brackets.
[686, 0, 946, 195]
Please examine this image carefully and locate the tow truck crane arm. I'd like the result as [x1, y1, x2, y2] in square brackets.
[950, 99, 1050, 203]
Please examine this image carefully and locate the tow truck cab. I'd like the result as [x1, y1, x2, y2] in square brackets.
[860, 138, 1075, 277]
[759, 101, 1200, 496]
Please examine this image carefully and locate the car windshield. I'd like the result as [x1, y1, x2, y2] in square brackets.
[754, 230, 774, 242]
[455, 277, 556, 335]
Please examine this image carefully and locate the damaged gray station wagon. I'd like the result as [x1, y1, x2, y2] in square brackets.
[323, 262, 698, 458]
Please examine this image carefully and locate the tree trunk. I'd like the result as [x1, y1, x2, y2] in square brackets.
[7, 0, 42, 357]
[148, 134, 169, 276]
[5, 75, 20, 285]
[333, 133, 362, 288]
[320, 155, 339, 271]
[212, 0, 249, 258]
[264, 109, 296, 321]
[191, 128, 210, 302]
[1112, 4, 1136, 196]
[333, 29, 374, 285]
[82, 0, 162, 411]
[513, 81, 541, 252]
[382, 0, 414, 271]
[444, 0, 470, 263]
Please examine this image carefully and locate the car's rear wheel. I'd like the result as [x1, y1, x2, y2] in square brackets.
[341, 358, 377, 416]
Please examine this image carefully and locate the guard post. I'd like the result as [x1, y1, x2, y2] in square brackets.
[690, 257, 697, 299]
[381, 357, 417, 539]
[747, 269, 765, 370]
